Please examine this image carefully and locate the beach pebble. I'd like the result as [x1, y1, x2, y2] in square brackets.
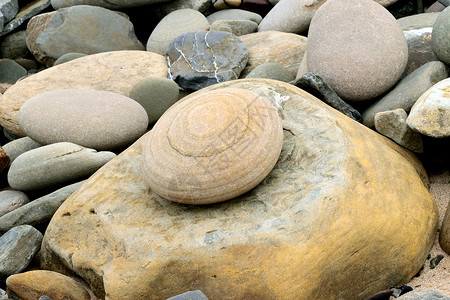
[25, 5, 144, 66]
[362, 61, 448, 128]
[0, 59, 26, 84]
[210, 19, 258, 36]
[0, 190, 29, 217]
[406, 77, 450, 138]
[53, 52, 87, 65]
[426, 1, 446, 13]
[397, 12, 439, 30]
[6, 270, 90, 300]
[2, 137, 42, 164]
[375, 109, 423, 153]
[167, 290, 209, 300]
[0, 181, 84, 232]
[0, 0, 19, 24]
[306, 0, 408, 101]
[0, 145, 9, 174]
[18, 89, 149, 150]
[403, 27, 439, 76]
[431, 6, 450, 65]
[440, 197, 450, 255]
[166, 31, 248, 91]
[0, 289, 6, 300]
[258, 0, 325, 34]
[207, 9, 262, 24]
[213, 0, 241, 10]
[0, 225, 42, 279]
[397, 289, 450, 299]
[246, 62, 294, 82]
[0, 50, 167, 137]
[128, 77, 180, 124]
[239, 30, 307, 78]
[7, 142, 116, 191]
[51, 0, 172, 9]
[146, 9, 209, 56]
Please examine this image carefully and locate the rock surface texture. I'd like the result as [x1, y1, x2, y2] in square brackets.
[0, 50, 167, 136]
[166, 31, 248, 91]
[41, 79, 437, 300]
[431, 6, 450, 65]
[51, 0, 174, 9]
[306, 0, 408, 101]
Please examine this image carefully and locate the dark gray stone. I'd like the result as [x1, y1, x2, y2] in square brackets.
[0, 0, 18, 24]
[0, 59, 27, 84]
[0, 190, 29, 217]
[0, 0, 51, 37]
[403, 28, 439, 76]
[431, 6, 450, 64]
[292, 72, 361, 122]
[166, 31, 248, 91]
[167, 290, 209, 300]
[0, 225, 43, 279]
[362, 61, 448, 128]
[0, 30, 28, 59]
[0, 181, 84, 233]
[438, 0, 449, 6]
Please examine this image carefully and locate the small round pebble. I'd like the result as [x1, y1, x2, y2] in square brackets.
[53, 52, 87, 65]
[129, 77, 180, 124]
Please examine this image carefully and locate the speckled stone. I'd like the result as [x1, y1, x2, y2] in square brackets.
[166, 31, 248, 91]
[18, 89, 149, 150]
[397, 12, 440, 30]
[406, 77, 450, 138]
[2, 137, 42, 164]
[146, 9, 209, 56]
[245, 62, 294, 82]
[207, 9, 262, 24]
[307, 0, 408, 101]
[0, 225, 42, 280]
[128, 76, 180, 124]
[431, 6, 450, 64]
[210, 19, 258, 36]
[0, 190, 29, 217]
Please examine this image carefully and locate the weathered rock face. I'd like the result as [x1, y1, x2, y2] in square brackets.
[0, 50, 167, 136]
[41, 79, 437, 300]
[166, 31, 248, 91]
[26, 5, 144, 66]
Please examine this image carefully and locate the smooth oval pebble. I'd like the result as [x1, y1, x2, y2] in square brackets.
[141, 88, 283, 205]
[18, 89, 149, 150]
[7, 142, 116, 191]
[0, 190, 29, 217]
[431, 6, 450, 65]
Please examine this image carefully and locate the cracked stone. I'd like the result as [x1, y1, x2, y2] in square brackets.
[166, 30, 248, 91]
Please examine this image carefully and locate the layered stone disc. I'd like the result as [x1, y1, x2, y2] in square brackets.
[141, 88, 283, 204]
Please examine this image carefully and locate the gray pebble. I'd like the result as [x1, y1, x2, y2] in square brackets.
[166, 290, 209, 300]
[53, 52, 87, 65]
[2, 136, 42, 164]
[0, 190, 29, 217]
[0, 58, 27, 84]
[0, 225, 43, 279]
[7, 142, 115, 191]
[207, 9, 262, 24]
[246, 62, 294, 82]
[0, 288, 6, 300]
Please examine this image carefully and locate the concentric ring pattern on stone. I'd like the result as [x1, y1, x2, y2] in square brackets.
[141, 88, 283, 204]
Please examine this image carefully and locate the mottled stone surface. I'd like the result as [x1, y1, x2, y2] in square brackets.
[0, 190, 29, 218]
[403, 28, 439, 76]
[166, 31, 248, 91]
[375, 109, 423, 153]
[431, 6, 450, 65]
[0, 181, 84, 233]
[307, 0, 408, 101]
[0, 145, 9, 174]
[51, 0, 174, 9]
[6, 270, 90, 300]
[210, 19, 258, 36]
[0, 0, 18, 25]
[41, 79, 436, 300]
[0, 59, 26, 84]
[0, 30, 29, 59]
[0, 50, 167, 136]
[147, 9, 208, 55]
[239, 30, 307, 78]
[406, 77, 450, 138]
[258, 0, 325, 33]
[53, 52, 87, 65]
[0, 225, 42, 279]
[8, 142, 116, 191]
[0, 0, 51, 37]
[398, 12, 439, 30]
[362, 61, 448, 128]
[245, 62, 294, 82]
[26, 5, 144, 66]
[19, 89, 149, 150]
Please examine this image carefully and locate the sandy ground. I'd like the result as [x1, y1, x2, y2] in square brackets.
[405, 167, 450, 297]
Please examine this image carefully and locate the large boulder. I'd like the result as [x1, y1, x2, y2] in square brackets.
[0, 50, 167, 136]
[26, 5, 144, 66]
[41, 79, 437, 300]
